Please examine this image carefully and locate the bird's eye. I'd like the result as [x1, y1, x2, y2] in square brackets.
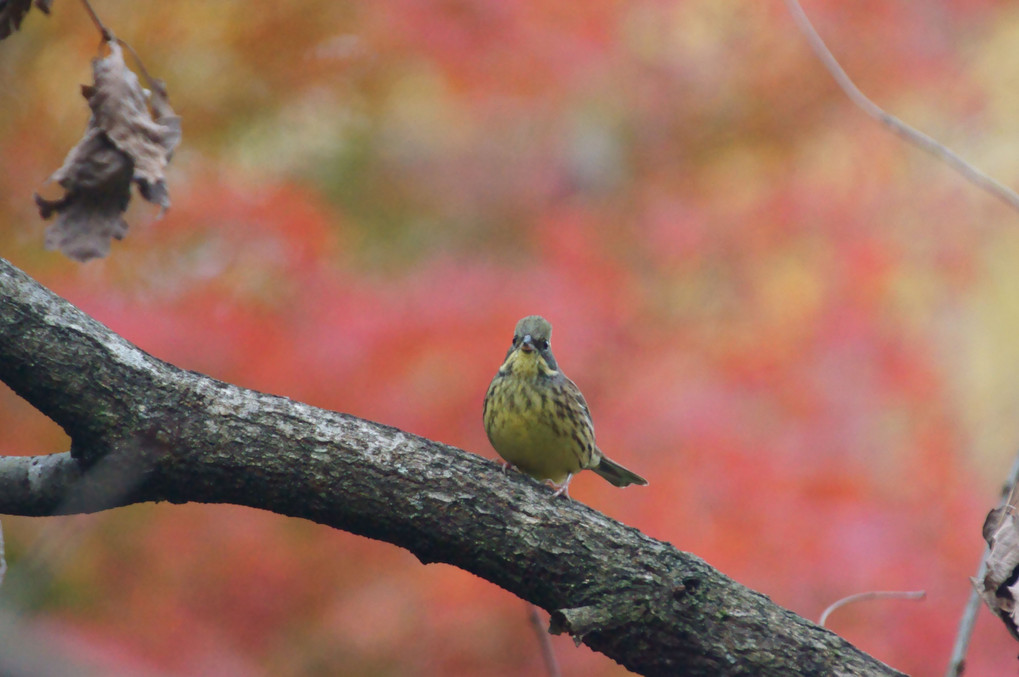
[535, 339, 549, 351]
[511, 335, 520, 346]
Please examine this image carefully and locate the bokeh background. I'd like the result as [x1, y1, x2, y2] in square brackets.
[2, 0, 1019, 674]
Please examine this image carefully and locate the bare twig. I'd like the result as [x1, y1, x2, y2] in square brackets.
[819, 590, 926, 627]
[783, 0, 1019, 214]
[527, 603, 561, 677]
[77, 0, 112, 42]
[0, 520, 6, 589]
[945, 451, 1019, 677]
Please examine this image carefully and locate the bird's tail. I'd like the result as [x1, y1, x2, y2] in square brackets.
[592, 454, 648, 488]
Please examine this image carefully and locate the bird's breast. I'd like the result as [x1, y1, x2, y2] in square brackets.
[485, 375, 585, 483]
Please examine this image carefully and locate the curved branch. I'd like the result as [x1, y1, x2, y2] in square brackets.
[0, 257, 902, 676]
[784, 0, 1019, 214]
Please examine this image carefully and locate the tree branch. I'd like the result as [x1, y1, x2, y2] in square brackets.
[0, 257, 902, 676]
[784, 0, 1019, 215]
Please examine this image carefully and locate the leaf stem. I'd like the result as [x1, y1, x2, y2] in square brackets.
[77, 0, 112, 42]
[116, 38, 156, 90]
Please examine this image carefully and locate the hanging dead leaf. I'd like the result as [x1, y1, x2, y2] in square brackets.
[0, 0, 51, 41]
[35, 127, 132, 261]
[136, 79, 182, 207]
[976, 505, 1019, 641]
[86, 42, 180, 208]
[35, 41, 180, 261]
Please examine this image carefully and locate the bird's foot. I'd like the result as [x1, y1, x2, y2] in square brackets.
[547, 474, 573, 499]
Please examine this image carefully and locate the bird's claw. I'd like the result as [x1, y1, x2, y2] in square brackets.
[547, 474, 573, 499]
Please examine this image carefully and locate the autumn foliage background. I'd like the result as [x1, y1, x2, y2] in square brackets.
[2, 1, 1019, 674]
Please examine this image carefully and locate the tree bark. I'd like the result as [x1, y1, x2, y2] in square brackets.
[0, 257, 903, 676]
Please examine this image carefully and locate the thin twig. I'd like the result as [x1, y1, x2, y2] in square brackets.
[819, 590, 926, 627]
[527, 604, 561, 677]
[944, 450, 1019, 677]
[77, 0, 112, 42]
[0, 520, 6, 589]
[783, 0, 1019, 215]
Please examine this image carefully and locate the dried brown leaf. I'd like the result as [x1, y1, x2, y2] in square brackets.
[0, 0, 50, 39]
[35, 127, 132, 262]
[977, 506, 1019, 641]
[136, 79, 181, 208]
[0, 0, 31, 40]
[87, 42, 180, 208]
[36, 41, 179, 261]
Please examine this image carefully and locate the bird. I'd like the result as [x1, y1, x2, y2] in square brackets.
[483, 315, 648, 498]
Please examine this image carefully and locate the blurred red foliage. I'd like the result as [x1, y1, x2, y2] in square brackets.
[0, 1, 1017, 675]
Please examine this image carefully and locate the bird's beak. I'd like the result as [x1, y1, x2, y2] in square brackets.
[520, 335, 535, 353]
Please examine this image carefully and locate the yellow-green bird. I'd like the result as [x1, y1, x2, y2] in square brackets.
[483, 315, 648, 497]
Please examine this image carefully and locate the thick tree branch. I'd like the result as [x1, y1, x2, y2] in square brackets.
[0, 257, 902, 676]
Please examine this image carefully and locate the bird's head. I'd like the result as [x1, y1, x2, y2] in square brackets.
[502, 315, 559, 375]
